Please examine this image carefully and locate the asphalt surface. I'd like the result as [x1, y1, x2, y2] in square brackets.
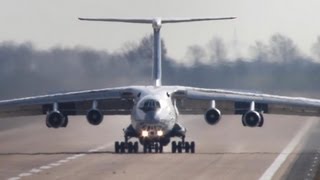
[1, 115, 319, 180]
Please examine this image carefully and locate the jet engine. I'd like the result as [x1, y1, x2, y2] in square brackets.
[204, 108, 221, 125]
[86, 109, 104, 125]
[46, 111, 66, 128]
[242, 111, 264, 127]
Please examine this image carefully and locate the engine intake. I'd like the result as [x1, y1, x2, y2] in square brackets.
[46, 111, 66, 128]
[204, 108, 221, 125]
[86, 109, 104, 125]
[242, 111, 264, 127]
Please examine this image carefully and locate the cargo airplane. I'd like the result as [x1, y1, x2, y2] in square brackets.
[1, 17, 320, 153]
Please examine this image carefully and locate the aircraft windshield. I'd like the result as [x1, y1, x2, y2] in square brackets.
[139, 99, 161, 112]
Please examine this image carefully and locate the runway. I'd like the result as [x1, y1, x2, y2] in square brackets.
[1, 115, 320, 180]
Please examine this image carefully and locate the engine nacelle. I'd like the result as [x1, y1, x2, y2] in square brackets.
[86, 109, 104, 125]
[242, 111, 264, 127]
[204, 108, 221, 125]
[46, 111, 66, 128]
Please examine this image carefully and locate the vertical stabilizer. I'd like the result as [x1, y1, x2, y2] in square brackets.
[78, 17, 236, 87]
[152, 18, 162, 86]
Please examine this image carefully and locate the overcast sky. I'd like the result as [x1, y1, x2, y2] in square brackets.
[1, 0, 319, 60]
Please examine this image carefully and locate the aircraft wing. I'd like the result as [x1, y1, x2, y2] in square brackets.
[0, 86, 137, 118]
[173, 87, 320, 116]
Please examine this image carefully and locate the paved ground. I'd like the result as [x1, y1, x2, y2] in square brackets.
[0, 114, 319, 180]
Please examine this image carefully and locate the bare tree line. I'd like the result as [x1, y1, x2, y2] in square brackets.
[0, 34, 320, 99]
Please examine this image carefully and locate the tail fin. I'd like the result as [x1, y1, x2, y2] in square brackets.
[79, 17, 236, 87]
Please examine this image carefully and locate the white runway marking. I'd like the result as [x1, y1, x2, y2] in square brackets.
[49, 163, 61, 167]
[8, 178, 20, 180]
[67, 156, 77, 160]
[259, 119, 314, 180]
[30, 169, 42, 173]
[58, 159, 69, 163]
[7, 143, 112, 180]
[18, 173, 31, 177]
[39, 165, 51, 170]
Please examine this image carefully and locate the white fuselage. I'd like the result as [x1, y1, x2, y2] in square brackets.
[130, 88, 178, 138]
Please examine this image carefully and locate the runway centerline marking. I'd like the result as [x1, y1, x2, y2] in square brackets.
[259, 119, 314, 180]
[7, 142, 113, 180]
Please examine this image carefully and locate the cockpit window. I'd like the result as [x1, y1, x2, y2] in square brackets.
[140, 99, 161, 112]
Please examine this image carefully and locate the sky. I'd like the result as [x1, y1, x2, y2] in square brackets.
[1, 0, 320, 61]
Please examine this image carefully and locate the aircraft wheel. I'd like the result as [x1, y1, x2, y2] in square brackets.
[185, 142, 190, 153]
[177, 142, 182, 153]
[128, 142, 133, 153]
[134, 141, 139, 153]
[190, 141, 195, 153]
[148, 145, 152, 153]
[120, 142, 126, 153]
[159, 144, 163, 153]
[154, 143, 159, 153]
[171, 141, 177, 153]
[115, 141, 120, 153]
[143, 144, 148, 153]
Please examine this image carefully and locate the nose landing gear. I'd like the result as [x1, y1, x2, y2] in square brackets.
[143, 142, 163, 153]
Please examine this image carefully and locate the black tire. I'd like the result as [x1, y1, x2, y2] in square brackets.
[128, 142, 133, 153]
[190, 141, 195, 153]
[159, 144, 163, 153]
[143, 144, 148, 153]
[115, 141, 120, 153]
[148, 145, 152, 153]
[120, 142, 126, 153]
[134, 141, 139, 153]
[172, 141, 177, 153]
[185, 142, 190, 153]
[177, 142, 182, 153]
[154, 143, 159, 153]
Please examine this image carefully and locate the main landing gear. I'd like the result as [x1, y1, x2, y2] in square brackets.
[114, 141, 139, 153]
[171, 137, 195, 153]
[114, 134, 140, 153]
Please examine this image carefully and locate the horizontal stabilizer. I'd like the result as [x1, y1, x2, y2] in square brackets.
[162, 17, 236, 23]
[78, 17, 153, 24]
[78, 17, 236, 24]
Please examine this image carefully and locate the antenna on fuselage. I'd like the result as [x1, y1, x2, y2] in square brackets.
[78, 17, 236, 87]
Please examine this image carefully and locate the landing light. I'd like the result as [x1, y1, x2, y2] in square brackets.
[142, 130, 149, 137]
[157, 130, 164, 136]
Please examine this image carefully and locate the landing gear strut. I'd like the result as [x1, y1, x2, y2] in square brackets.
[171, 136, 195, 153]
